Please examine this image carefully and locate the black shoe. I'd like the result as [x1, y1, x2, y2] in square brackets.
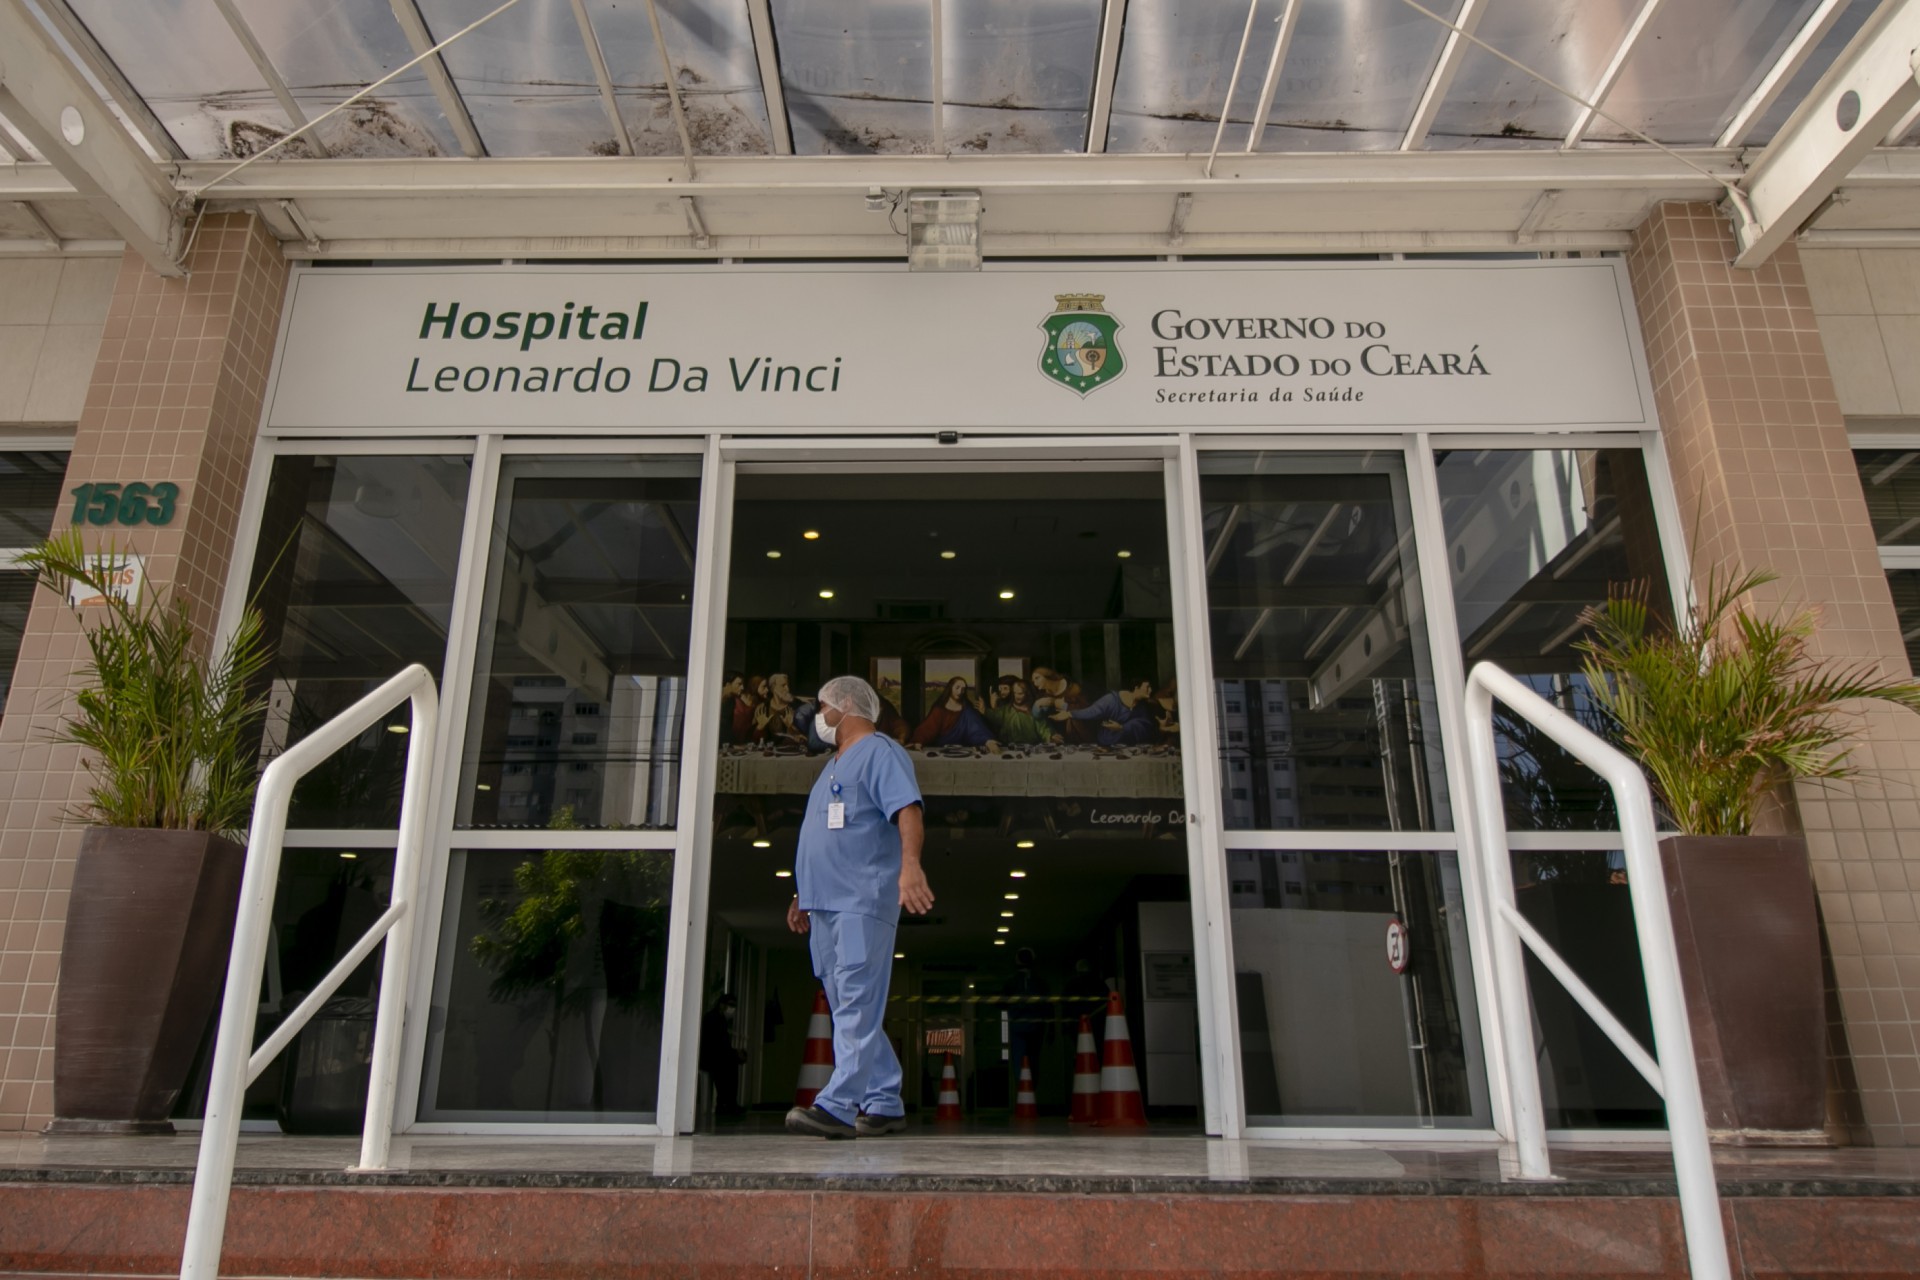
[855, 1112, 908, 1136]
[785, 1105, 858, 1139]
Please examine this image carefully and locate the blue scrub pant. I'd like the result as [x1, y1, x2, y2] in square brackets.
[807, 909, 903, 1125]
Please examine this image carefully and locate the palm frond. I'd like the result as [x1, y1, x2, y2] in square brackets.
[1575, 565, 1920, 835]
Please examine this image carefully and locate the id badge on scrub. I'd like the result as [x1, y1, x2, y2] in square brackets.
[827, 802, 846, 830]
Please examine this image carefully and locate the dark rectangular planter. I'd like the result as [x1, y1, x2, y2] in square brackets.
[1659, 834, 1827, 1141]
[50, 827, 246, 1134]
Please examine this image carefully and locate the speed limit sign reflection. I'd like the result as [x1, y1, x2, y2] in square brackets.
[1386, 919, 1411, 975]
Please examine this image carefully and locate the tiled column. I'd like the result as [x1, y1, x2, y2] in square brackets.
[1629, 202, 1920, 1146]
[0, 214, 286, 1131]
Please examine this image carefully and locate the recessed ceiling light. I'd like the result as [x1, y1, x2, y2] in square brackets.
[1117, 549, 1132, 559]
[996, 926, 1010, 933]
[803, 530, 821, 540]
[818, 589, 835, 599]
[994, 939, 1006, 946]
[766, 550, 782, 559]
[386, 724, 409, 734]
[1004, 893, 1019, 900]
[1016, 840, 1035, 849]
[339, 851, 357, 860]
[1010, 870, 1027, 878]
[998, 590, 1015, 600]
[775, 869, 792, 878]
[894, 952, 905, 959]
[476, 783, 491, 791]
[752, 839, 771, 849]
[940, 550, 956, 559]
[1000, 911, 1014, 918]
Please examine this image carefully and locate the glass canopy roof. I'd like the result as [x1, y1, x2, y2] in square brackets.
[11, 0, 1904, 163]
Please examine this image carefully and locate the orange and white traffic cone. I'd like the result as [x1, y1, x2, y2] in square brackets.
[1096, 991, 1147, 1128]
[1069, 1014, 1101, 1125]
[1013, 1056, 1039, 1123]
[934, 1052, 964, 1124]
[794, 988, 834, 1108]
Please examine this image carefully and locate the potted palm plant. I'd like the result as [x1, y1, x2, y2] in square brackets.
[19, 529, 271, 1133]
[1577, 567, 1920, 1140]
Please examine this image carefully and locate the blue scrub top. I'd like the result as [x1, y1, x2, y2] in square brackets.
[795, 733, 923, 925]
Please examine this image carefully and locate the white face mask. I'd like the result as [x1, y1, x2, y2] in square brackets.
[816, 709, 839, 745]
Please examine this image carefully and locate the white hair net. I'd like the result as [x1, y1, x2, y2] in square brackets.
[816, 675, 882, 722]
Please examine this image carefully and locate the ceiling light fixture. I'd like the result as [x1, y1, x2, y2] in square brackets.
[802, 530, 821, 540]
[476, 783, 491, 791]
[940, 550, 956, 559]
[1004, 893, 1019, 900]
[775, 869, 792, 878]
[998, 590, 1015, 600]
[752, 839, 771, 849]
[766, 550, 782, 559]
[386, 724, 409, 734]
[818, 589, 835, 599]
[906, 190, 983, 272]
[996, 926, 1010, 933]
[339, 851, 357, 860]
[1010, 870, 1027, 878]
[1000, 911, 1014, 918]
[1016, 840, 1035, 849]
[1117, 549, 1133, 559]
[994, 939, 1006, 946]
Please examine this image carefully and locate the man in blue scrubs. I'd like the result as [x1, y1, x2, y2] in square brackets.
[785, 675, 933, 1139]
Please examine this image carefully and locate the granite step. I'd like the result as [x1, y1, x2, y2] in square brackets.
[3, 1175, 1919, 1279]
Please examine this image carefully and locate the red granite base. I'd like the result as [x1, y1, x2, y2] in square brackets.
[0, 1182, 1915, 1279]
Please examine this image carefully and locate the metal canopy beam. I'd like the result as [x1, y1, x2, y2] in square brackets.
[1085, 0, 1127, 154]
[745, 0, 794, 155]
[0, 0, 182, 274]
[29, 0, 184, 161]
[1564, 0, 1671, 148]
[1245, 0, 1304, 152]
[1403, 0, 1490, 151]
[568, 0, 632, 157]
[208, 0, 325, 155]
[387, 0, 487, 158]
[1734, 0, 1920, 267]
[1718, 0, 1850, 149]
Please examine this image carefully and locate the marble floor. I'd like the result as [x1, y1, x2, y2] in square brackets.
[4, 1123, 1919, 1192]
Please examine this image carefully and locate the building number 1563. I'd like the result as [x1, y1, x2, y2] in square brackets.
[69, 482, 179, 527]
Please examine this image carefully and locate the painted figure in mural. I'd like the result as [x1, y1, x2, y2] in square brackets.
[985, 676, 1054, 745]
[738, 674, 769, 742]
[1030, 666, 1091, 742]
[909, 676, 1001, 750]
[755, 673, 810, 745]
[1053, 676, 1157, 747]
[785, 675, 932, 1139]
[720, 673, 749, 745]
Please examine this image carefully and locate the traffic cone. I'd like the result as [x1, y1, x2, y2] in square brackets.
[1013, 1056, 1039, 1123]
[1096, 991, 1147, 1128]
[934, 1052, 964, 1123]
[1069, 1014, 1101, 1125]
[794, 988, 834, 1108]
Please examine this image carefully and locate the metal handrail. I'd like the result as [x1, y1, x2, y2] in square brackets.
[1462, 661, 1730, 1280]
[179, 665, 440, 1280]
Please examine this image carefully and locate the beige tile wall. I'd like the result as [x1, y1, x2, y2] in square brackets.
[1801, 248, 1920, 417]
[1629, 203, 1920, 1145]
[0, 259, 118, 425]
[0, 215, 286, 1131]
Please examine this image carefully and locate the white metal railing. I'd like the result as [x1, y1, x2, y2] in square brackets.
[180, 665, 440, 1280]
[1462, 662, 1730, 1280]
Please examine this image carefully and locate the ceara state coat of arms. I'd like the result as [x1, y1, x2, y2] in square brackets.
[1038, 293, 1126, 397]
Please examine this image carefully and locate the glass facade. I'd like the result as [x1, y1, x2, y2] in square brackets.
[216, 433, 1679, 1134]
[0, 449, 72, 718]
[247, 454, 473, 829]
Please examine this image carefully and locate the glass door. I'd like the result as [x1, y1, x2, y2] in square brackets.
[1193, 447, 1491, 1131]
[414, 445, 710, 1125]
